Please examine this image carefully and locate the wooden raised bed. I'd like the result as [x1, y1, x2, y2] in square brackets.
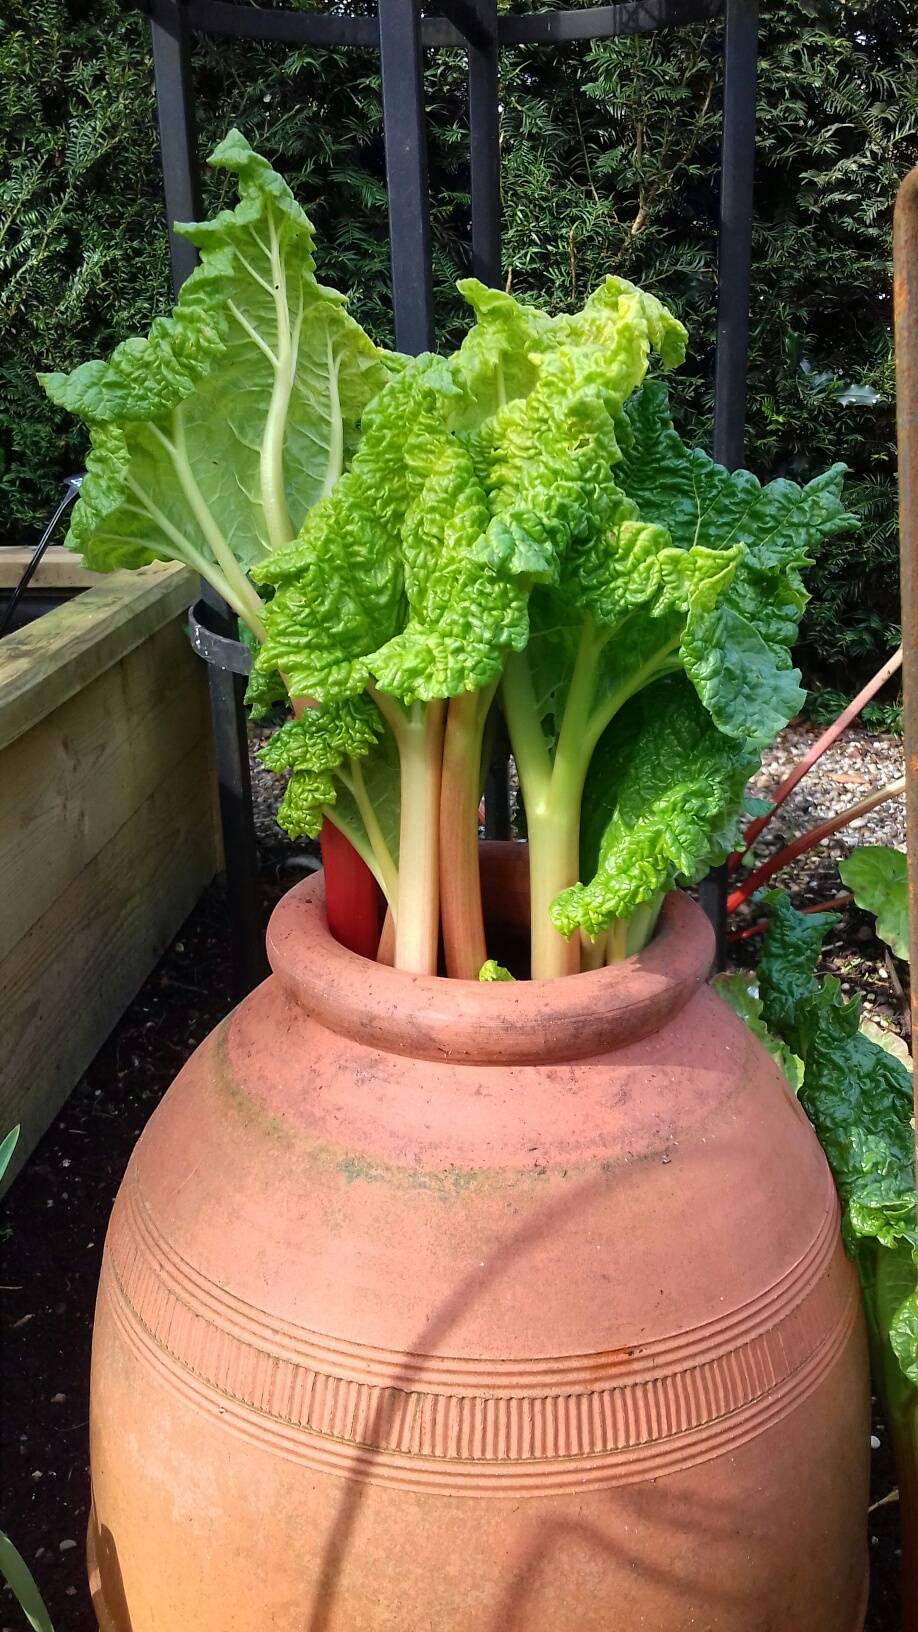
[0, 563, 221, 1185]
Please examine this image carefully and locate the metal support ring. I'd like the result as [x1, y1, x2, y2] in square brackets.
[187, 598, 252, 675]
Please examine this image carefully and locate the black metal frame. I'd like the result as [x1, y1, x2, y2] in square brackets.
[142, 0, 758, 989]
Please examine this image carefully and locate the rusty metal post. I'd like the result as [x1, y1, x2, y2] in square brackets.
[894, 166, 918, 1047]
[893, 161, 918, 1632]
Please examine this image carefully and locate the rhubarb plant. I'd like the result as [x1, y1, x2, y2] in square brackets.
[253, 278, 690, 974]
[45, 132, 860, 981]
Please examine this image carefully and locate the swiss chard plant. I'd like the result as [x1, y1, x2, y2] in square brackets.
[719, 894, 916, 1577]
[44, 132, 858, 980]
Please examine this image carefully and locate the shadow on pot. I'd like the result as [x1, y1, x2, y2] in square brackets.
[89, 1518, 134, 1632]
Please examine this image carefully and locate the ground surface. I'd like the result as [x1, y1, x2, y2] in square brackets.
[0, 723, 908, 1630]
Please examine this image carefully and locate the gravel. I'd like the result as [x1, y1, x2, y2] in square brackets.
[749, 720, 906, 869]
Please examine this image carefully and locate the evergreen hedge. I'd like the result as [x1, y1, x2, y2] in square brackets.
[1, 0, 915, 683]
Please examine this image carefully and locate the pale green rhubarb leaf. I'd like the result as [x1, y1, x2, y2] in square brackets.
[40, 129, 399, 627]
[465, 279, 687, 589]
[518, 528, 743, 776]
[236, 618, 286, 718]
[479, 960, 515, 982]
[368, 437, 534, 703]
[551, 677, 758, 938]
[253, 354, 465, 700]
[450, 275, 686, 435]
[260, 697, 399, 895]
[257, 274, 687, 709]
[259, 694, 383, 779]
[839, 846, 910, 961]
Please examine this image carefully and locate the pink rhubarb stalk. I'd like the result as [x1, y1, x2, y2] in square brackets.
[727, 778, 906, 913]
[731, 646, 903, 871]
[439, 687, 497, 979]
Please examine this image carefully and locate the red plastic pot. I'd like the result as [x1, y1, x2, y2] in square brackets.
[87, 843, 869, 1630]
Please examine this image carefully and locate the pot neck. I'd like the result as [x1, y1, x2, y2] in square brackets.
[266, 848, 712, 1066]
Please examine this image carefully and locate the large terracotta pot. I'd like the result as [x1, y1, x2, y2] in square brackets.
[88, 843, 869, 1631]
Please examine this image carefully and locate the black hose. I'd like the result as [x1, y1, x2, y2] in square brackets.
[0, 476, 83, 640]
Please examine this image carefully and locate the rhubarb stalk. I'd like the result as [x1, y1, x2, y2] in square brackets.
[387, 699, 446, 975]
[733, 646, 903, 868]
[727, 778, 906, 912]
[439, 685, 498, 979]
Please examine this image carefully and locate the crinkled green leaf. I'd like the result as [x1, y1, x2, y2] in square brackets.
[259, 695, 383, 774]
[367, 434, 531, 702]
[860, 1018, 913, 1070]
[711, 974, 804, 1090]
[243, 663, 287, 720]
[759, 894, 916, 1258]
[449, 282, 553, 428]
[615, 382, 857, 740]
[551, 677, 758, 937]
[680, 600, 805, 745]
[757, 889, 841, 1039]
[268, 700, 400, 898]
[467, 282, 686, 591]
[276, 767, 337, 840]
[479, 959, 515, 982]
[254, 354, 458, 699]
[839, 845, 910, 962]
[41, 130, 398, 599]
[452, 275, 686, 436]
[257, 274, 685, 707]
[552, 275, 687, 372]
[619, 381, 856, 573]
[237, 617, 286, 718]
[752, 894, 917, 1422]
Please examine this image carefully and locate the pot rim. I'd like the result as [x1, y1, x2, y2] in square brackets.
[266, 843, 713, 1065]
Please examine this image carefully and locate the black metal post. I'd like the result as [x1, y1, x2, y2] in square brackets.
[149, 0, 201, 287]
[378, 0, 435, 353]
[712, 0, 758, 472]
[148, 0, 267, 999]
[465, 0, 509, 834]
[699, 0, 759, 966]
[467, 0, 501, 287]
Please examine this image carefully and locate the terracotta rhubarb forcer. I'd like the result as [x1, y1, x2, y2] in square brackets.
[87, 844, 870, 1631]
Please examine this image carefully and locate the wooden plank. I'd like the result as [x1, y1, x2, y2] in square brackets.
[0, 618, 212, 963]
[0, 564, 195, 752]
[0, 546, 106, 591]
[0, 734, 220, 1188]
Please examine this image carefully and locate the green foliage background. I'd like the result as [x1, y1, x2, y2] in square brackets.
[1, 0, 915, 684]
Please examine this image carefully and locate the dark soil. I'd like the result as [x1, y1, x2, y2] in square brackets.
[0, 760, 907, 1629]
